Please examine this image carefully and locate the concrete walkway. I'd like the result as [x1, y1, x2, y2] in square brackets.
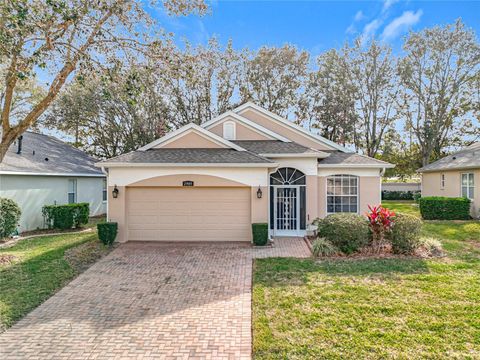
[0, 239, 310, 359]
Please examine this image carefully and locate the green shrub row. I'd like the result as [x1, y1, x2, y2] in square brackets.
[419, 196, 471, 220]
[42, 203, 90, 230]
[97, 222, 118, 245]
[382, 190, 421, 200]
[252, 223, 268, 246]
[0, 197, 21, 238]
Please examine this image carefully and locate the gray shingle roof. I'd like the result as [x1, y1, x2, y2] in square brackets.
[417, 143, 480, 172]
[231, 140, 315, 154]
[99, 148, 274, 164]
[0, 131, 104, 176]
[318, 151, 392, 166]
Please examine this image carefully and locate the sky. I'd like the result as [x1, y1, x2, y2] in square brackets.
[153, 0, 480, 56]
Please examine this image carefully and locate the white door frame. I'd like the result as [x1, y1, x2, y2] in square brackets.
[272, 185, 304, 237]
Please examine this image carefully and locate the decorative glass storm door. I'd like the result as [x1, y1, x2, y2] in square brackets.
[270, 168, 306, 236]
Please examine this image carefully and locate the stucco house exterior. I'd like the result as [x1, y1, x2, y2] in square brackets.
[418, 142, 480, 218]
[97, 102, 394, 243]
[0, 131, 107, 232]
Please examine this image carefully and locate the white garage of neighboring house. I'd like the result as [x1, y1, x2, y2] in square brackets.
[0, 131, 107, 233]
[98, 102, 394, 243]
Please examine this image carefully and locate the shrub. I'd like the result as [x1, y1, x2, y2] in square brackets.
[316, 213, 370, 254]
[312, 238, 338, 257]
[416, 237, 443, 257]
[390, 213, 423, 254]
[382, 190, 421, 201]
[0, 198, 21, 238]
[42, 203, 90, 230]
[252, 223, 268, 246]
[97, 222, 118, 245]
[366, 205, 396, 252]
[419, 196, 471, 220]
[413, 192, 422, 203]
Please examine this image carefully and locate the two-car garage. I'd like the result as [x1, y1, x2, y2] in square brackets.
[126, 187, 252, 242]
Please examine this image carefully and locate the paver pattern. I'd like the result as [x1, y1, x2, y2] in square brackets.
[0, 238, 310, 359]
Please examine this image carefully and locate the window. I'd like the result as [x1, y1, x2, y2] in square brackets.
[461, 173, 474, 199]
[102, 179, 107, 202]
[327, 175, 358, 213]
[440, 173, 446, 190]
[223, 121, 235, 140]
[68, 179, 77, 204]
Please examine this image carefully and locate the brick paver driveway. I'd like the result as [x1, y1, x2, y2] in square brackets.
[0, 239, 310, 359]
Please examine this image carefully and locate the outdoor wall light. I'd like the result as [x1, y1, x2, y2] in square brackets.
[112, 185, 119, 199]
[257, 186, 263, 199]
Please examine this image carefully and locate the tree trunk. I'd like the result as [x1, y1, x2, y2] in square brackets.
[0, 128, 19, 163]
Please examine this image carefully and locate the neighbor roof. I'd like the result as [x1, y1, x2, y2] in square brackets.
[417, 143, 480, 172]
[0, 131, 104, 176]
[318, 151, 394, 168]
[97, 148, 275, 165]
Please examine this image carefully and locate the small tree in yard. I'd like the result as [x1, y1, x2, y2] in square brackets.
[366, 205, 395, 253]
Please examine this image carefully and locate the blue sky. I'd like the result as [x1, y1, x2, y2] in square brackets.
[154, 0, 480, 55]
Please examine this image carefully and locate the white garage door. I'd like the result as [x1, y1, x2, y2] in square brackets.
[127, 187, 251, 242]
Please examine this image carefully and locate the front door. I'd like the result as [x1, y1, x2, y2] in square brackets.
[273, 186, 301, 236]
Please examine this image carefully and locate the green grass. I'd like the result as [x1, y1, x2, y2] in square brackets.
[382, 200, 421, 217]
[0, 232, 100, 331]
[253, 202, 480, 359]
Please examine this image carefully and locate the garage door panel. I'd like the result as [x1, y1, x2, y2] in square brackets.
[126, 187, 251, 242]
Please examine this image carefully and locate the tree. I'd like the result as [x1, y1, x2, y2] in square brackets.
[398, 20, 480, 166]
[348, 39, 400, 157]
[297, 48, 358, 147]
[0, 0, 207, 161]
[239, 45, 309, 117]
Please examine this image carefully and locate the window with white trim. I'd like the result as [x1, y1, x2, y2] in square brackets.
[68, 179, 77, 204]
[327, 175, 358, 213]
[223, 121, 235, 140]
[440, 173, 445, 190]
[102, 179, 107, 202]
[461, 173, 474, 199]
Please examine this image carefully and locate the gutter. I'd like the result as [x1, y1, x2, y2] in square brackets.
[95, 162, 280, 168]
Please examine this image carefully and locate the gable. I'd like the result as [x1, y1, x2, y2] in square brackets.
[155, 131, 226, 149]
[237, 108, 334, 151]
[208, 116, 273, 141]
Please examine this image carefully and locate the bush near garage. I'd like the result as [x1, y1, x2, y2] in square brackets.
[0, 197, 21, 238]
[252, 223, 269, 246]
[316, 213, 370, 254]
[97, 222, 118, 245]
[382, 190, 421, 201]
[42, 203, 90, 230]
[419, 196, 471, 220]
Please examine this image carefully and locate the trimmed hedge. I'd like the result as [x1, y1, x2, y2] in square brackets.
[390, 213, 423, 254]
[97, 222, 118, 245]
[382, 190, 421, 200]
[42, 203, 90, 230]
[419, 196, 471, 220]
[316, 213, 370, 254]
[0, 197, 21, 238]
[252, 223, 268, 246]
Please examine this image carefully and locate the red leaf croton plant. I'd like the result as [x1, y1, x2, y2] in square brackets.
[366, 205, 396, 252]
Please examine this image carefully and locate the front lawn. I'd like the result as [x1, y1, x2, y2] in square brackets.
[0, 232, 108, 332]
[382, 200, 420, 217]
[253, 203, 480, 359]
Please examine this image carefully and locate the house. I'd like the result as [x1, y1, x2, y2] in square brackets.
[97, 102, 394, 242]
[0, 131, 107, 232]
[418, 142, 480, 218]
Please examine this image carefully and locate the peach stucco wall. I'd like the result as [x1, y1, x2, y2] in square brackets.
[129, 174, 247, 187]
[422, 170, 480, 218]
[157, 131, 224, 149]
[238, 108, 334, 151]
[209, 120, 271, 141]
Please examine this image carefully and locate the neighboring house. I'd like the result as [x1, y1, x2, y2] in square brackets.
[97, 102, 394, 243]
[418, 142, 480, 218]
[0, 131, 107, 232]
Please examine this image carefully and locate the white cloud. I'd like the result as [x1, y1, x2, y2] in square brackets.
[362, 18, 383, 40]
[381, 10, 423, 41]
[382, 0, 399, 13]
[354, 10, 365, 21]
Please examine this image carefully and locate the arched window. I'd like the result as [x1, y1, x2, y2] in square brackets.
[223, 121, 236, 140]
[326, 174, 358, 213]
[270, 167, 306, 185]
